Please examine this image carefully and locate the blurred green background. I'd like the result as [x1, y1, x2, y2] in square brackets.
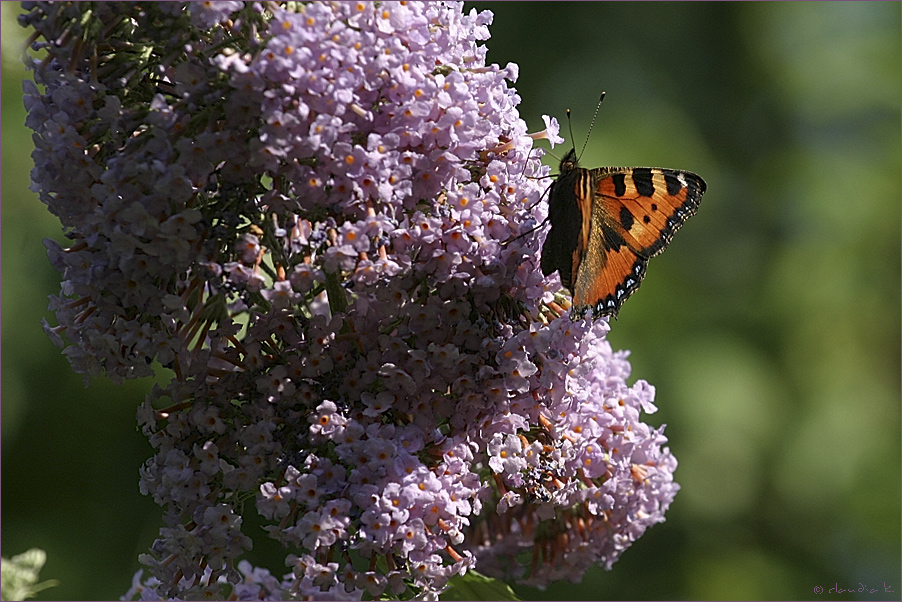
[2, 2, 899, 600]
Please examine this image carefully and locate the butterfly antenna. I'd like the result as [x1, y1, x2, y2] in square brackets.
[565, 108, 577, 154]
[578, 91, 606, 160]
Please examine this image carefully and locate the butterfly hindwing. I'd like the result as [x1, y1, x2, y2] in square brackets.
[541, 151, 706, 319]
[571, 214, 648, 316]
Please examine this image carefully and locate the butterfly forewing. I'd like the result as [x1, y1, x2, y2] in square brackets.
[596, 167, 705, 257]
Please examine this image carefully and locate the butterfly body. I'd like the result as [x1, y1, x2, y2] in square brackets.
[541, 148, 706, 318]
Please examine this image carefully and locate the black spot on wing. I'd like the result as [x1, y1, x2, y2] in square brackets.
[632, 168, 655, 197]
[611, 173, 627, 197]
[664, 172, 683, 196]
[601, 223, 627, 250]
[663, 169, 707, 202]
[644, 202, 658, 225]
[619, 206, 634, 230]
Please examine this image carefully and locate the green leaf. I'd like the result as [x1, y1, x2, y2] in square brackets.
[441, 571, 520, 601]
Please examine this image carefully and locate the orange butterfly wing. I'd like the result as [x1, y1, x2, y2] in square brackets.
[570, 166, 706, 317]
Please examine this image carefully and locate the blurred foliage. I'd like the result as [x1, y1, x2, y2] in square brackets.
[3, 2, 899, 600]
[1, 548, 59, 601]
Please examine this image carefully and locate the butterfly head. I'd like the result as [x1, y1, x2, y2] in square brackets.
[559, 148, 580, 175]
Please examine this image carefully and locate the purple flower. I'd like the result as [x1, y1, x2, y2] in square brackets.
[23, 1, 679, 599]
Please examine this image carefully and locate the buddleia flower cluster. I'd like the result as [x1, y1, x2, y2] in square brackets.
[22, 1, 679, 599]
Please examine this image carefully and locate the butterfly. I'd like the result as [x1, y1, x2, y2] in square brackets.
[540, 147, 706, 319]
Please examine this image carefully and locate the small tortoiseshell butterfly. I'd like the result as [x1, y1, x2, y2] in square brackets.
[541, 117, 706, 319]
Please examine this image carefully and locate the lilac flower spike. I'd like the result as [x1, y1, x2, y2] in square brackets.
[22, 1, 679, 599]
